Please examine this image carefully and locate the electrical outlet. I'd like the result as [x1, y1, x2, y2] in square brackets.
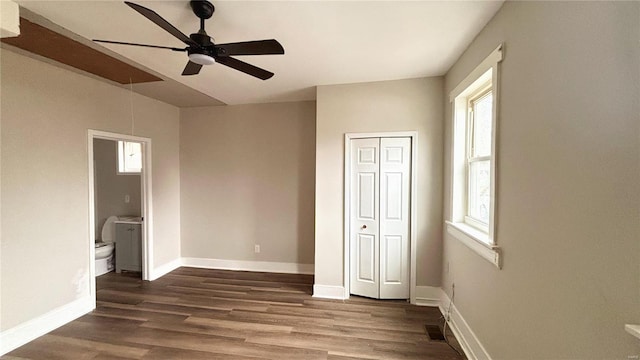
[254, 245, 260, 253]
[124, 195, 130, 203]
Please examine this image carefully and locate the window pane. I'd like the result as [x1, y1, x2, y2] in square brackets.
[472, 91, 492, 157]
[118, 141, 126, 173]
[124, 141, 142, 171]
[468, 160, 490, 224]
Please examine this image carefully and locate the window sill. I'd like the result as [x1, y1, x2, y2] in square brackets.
[626, 324, 640, 341]
[446, 221, 502, 269]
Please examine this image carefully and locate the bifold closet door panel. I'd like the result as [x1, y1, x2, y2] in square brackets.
[349, 137, 380, 299]
[379, 137, 411, 299]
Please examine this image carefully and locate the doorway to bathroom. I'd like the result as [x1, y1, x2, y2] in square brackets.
[87, 130, 153, 302]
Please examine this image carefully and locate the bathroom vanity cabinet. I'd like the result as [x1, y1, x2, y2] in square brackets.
[115, 222, 142, 273]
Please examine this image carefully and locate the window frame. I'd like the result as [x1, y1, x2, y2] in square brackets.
[117, 140, 142, 175]
[447, 44, 503, 269]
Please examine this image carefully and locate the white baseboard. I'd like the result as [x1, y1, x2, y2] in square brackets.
[312, 284, 347, 300]
[0, 296, 94, 356]
[148, 258, 182, 281]
[414, 286, 443, 307]
[181, 257, 314, 275]
[439, 291, 492, 360]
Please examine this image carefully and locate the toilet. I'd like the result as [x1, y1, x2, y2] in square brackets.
[95, 215, 117, 276]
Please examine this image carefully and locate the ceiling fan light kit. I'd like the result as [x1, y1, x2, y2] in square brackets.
[93, 0, 284, 80]
[188, 53, 215, 65]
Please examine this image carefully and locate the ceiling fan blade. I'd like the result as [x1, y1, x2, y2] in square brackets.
[215, 39, 284, 56]
[182, 61, 203, 76]
[93, 39, 186, 52]
[125, 1, 199, 48]
[215, 56, 274, 80]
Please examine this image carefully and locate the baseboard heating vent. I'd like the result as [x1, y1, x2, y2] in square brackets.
[425, 324, 446, 341]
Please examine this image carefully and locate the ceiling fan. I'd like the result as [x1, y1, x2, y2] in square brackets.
[93, 1, 284, 80]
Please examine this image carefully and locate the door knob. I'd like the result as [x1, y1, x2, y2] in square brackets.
[361, 225, 367, 229]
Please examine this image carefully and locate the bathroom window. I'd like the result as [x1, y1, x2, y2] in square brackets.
[117, 141, 142, 174]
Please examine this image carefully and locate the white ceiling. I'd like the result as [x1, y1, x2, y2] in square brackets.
[15, 1, 503, 106]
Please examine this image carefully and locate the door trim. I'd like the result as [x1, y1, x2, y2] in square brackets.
[344, 131, 418, 304]
[87, 129, 153, 307]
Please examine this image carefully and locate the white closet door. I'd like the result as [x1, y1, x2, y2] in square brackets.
[350, 138, 380, 299]
[379, 137, 411, 299]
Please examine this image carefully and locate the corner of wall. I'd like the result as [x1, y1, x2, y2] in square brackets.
[439, 290, 492, 360]
[312, 284, 347, 300]
[149, 258, 182, 281]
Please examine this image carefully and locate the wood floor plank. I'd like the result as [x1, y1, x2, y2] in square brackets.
[139, 319, 278, 341]
[267, 304, 372, 320]
[2, 268, 464, 360]
[125, 327, 328, 359]
[43, 334, 148, 358]
[245, 331, 395, 357]
[292, 323, 427, 344]
[53, 315, 144, 342]
[93, 304, 190, 323]
[185, 315, 294, 333]
[97, 300, 192, 316]
[6, 334, 148, 360]
[141, 347, 269, 360]
[228, 308, 337, 327]
[171, 296, 272, 312]
[136, 300, 231, 318]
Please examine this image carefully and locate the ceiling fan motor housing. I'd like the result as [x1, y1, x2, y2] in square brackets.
[189, 32, 212, 47]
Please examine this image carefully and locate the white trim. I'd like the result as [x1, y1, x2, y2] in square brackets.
[148, 258, 181, 281]
[343, 131, 418, 304]
[625, 324, 640, 341]
[449, 44, 503, 254]
[87, 135, 97, 309]
[312, 285, 347, 300]
[181, 257, 314, 275]
[0, 296, 93, 356]
[414, 286, 442, 307]
[439, 291, 492, 360]
[446, 222, 501, 269]
[409, 133, 418, 304]
[88, 129, 153, 296]
[450, 44, 503, 102]
[342, 131, 417, 139]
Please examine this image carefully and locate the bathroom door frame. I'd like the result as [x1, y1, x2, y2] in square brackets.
[87, 129, 153, 306]
[343, 131, 418, 304]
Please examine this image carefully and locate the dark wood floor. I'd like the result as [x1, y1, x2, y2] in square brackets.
[3, 268, 464, 359]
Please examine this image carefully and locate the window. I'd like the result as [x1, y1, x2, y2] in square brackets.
[466, 86, 492, 231]
[447, 44, 502, 268]
[117, 141, 142, 174]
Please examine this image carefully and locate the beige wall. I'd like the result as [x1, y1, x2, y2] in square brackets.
[315, 77, 443, 288]
[180, 102, 316, 265]
[442, 1, 640, 358]
[93, 139, 141, 240]
[0, 49, 181, 331]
